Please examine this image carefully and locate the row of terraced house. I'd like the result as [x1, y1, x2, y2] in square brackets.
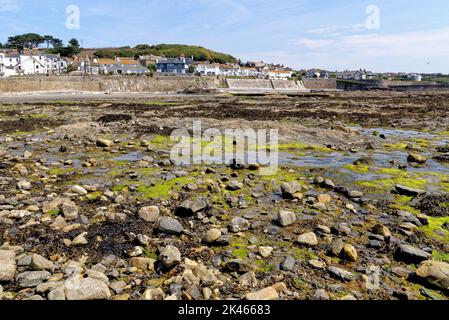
[0, 49, 69, 77]
[0, 49, 293, 80]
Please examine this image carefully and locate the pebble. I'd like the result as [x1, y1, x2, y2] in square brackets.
[341, 244, 358, 262]
[258, 246, 273, 258]
[277, 210, 296, 227]
[0, 250, 16, 282]
[160, 245, 181, 268]
[31, 254, 55, 272]
[245, 287, 279, 300]
[297, 232, 318, 246]
[16, 271, 51, 288]
[70, 185, 88, 196]
[228, 217, 250, 233]
[204, 229, 222, 244]
[158, 217, 183, 234]
[394, 244, 432, 264]
[64, 275, 112, 300]
[138, 206, 160, 222]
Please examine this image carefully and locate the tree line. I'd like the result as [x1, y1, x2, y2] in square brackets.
[0, 33, 82, 57]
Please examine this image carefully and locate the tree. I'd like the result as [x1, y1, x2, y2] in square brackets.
[68, 38, 80, 48]
[51, 38, 63, 48]
[43, 35, 54, 49]
[7, 33, 44, 49]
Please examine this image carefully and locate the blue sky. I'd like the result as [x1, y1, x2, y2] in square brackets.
[1, 0, 449, 73]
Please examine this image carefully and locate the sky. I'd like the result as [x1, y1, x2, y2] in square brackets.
[1, 0, 449, 73]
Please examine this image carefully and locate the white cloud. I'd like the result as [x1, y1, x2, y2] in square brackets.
[297, 27, 449, 59]
[306, 24, 366, 36]
[0, 0, 19, 12]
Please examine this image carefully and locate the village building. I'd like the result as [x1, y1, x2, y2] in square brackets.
[266, 69, 293, 80]
[156, 54, 193, 74]
[139, 55, 163, 67]
[0, 50, 68, 77]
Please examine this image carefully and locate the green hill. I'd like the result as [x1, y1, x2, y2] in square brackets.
[94, 44, 237, 64]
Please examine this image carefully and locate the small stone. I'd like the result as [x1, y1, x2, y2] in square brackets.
[312, 289, 330, 300]
[65, 275, 111, 300]
[129, 257, 155, 271]
[157, 217, 183, 234]
[31, 254, 55, 272]
[227, 180, 243, 191]
[16, 271, 51, 288]
[372, 224, 391, 238]
[309, 259, 326, 269]
[72, 232, 88, 246]
[297, 232, 318, 246]
[395, 184, 425, 197]
[281, 181, 303, 199]
[407, 153, 427, 164]
[96, 139, 114, 147]
[17, 180, 32, 190]
[176, 198, 207, 217]
[142, 288, 165, 300]
[71, 185, 88, 196]
[138, 206, 160, 222]
[281, 256, 296, 271]
[62, 201, 79, 221]
[245, 287, 279, 300]
[225, 259, 255, 274]
[317, 194, 331, 204]
[277, 210, 296, 227]
[348, 190, 364, 198]
[394, 244, 432, 264]
[205, 229, 222, 244]
[228, 217, 250, 233]
[331, 223, 351, 236]
[341, 244, 358, 262]
[48, 287, 66, 300]
[258, 246, 273, 258]
[415, 260, 449, 291]
[0, 250, 16, 282]
[160, 245, 181, 268]
[327, 266, 354, 282]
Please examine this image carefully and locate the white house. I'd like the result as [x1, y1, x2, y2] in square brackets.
[266, 69, 293, 80]
[45, 54, 68, 75]
[336, 70, 367, 80]
[195, 63, 220, 76]
[18, 53, 48, 75]
[0, 51, 69, 77]
[409, 73, 422, 81]
[239, 67, 262, 77]
[0, 53, 4, 77]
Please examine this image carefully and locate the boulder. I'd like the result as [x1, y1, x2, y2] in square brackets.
[415, 260, 449, 291]
[394, 244, 431, 264]
[277, 210, 296, 227]
[0, 250, 16, 282]
[138, 206, 160, 222]
[65, 275, 111, 300]
[297, 232, 318, 246]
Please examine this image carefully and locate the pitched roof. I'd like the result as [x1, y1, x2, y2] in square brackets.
[117, 58, 140, 65]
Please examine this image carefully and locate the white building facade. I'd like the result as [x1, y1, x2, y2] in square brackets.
[0, 51, 68, 77]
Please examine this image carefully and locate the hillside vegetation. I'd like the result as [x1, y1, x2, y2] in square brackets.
[93, 44, 237, 64]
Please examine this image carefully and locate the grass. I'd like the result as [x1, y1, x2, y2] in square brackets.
[419, 216, 449, 243]
[432, 251, 449, 263]
[277, 142, 332, 153]
[113, 176, 194, 200]
[344, 164, 370, 174]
